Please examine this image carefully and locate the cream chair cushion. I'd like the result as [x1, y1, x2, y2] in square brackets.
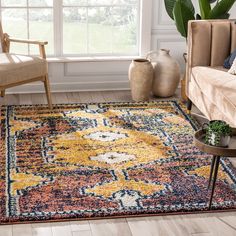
[0, 53, 47, 86]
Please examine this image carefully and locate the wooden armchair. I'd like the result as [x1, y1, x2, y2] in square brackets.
[0, 21, 52, 109]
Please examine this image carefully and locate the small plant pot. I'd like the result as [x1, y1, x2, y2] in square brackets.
[207, 133, 231, 147]
[203, 120, 232, 147]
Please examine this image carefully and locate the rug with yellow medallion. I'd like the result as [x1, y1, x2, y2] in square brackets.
[0, 101, 236, 223]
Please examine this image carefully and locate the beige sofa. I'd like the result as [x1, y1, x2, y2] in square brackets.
[186, 20, 236, 127]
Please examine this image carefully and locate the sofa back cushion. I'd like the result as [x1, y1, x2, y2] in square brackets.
[211, 22, 231, 66]
[188, 20, 236, 68]
[231, 21, 236, 53]
[188, 21, 211, 68]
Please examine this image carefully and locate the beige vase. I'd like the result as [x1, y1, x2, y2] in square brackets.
[148, 49, 181, 97]
[129, 59, 154, 102]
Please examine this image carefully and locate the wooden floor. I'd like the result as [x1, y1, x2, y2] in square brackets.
[0, 90, 236, 236]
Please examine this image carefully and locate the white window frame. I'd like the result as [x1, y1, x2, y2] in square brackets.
[0, 0, 152, 60]
[139, 0, 152, 57]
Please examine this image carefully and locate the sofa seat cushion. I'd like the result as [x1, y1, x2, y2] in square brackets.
[0, 53, 47, 86]
[191, 66, 236, 124]
[210, 66, 228, 72]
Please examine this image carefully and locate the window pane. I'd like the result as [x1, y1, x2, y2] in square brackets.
[28, 0, 53, 7]
[62, 1, 140, 55]
[88, 0, 113, 5]
[113, 0, 139, 4]
[1, 0, 26, 6]
[1, 9, 28, 54]
[63, 7, 87, 54]
[63, 0, 87, 6]
[88, 7, 112, 54]
[29, 9, 54, 55]
[112, 6, 139, 54]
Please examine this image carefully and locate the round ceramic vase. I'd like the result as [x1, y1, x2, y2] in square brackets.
[129, 59, 154, 102]
[149, 49, 181, 97]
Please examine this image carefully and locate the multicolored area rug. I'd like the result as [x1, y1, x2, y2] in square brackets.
[0, 101, 236, 224]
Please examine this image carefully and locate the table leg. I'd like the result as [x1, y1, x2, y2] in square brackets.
[208, 156, 221, 210]
[208, 156, 216, 189]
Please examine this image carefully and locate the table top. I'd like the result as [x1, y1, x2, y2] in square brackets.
[194, 128, 236, 157]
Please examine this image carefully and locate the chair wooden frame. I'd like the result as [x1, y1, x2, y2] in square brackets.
[0, 21, 52, 109]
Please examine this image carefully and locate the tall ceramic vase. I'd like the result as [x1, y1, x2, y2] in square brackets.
[147, 49, 180, 97]
[129, 59, 154, 102]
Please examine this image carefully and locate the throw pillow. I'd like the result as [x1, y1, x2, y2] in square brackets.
[228, 57, 236, 75]
[224, 49, 236, 69]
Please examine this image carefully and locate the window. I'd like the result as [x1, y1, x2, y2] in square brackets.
[0, 0, 142, 57]
[0, 0, 54, 55]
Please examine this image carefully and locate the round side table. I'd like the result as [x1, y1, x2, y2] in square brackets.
[194, 128, 236, 209]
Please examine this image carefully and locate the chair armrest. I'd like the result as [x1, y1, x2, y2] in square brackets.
[8, 37, 48, 46]
[4, 34, 48, 59]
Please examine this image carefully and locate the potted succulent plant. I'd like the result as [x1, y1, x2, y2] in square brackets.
[164, 0, 236, 38]
[204, 120, 232, 147]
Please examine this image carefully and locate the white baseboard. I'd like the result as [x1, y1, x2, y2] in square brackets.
[6, 81, 131, 94]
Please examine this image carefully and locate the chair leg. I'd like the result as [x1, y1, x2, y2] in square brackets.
[1, 90, 5, 97]
[187, 98, 192, 114]
[44, 75, 53, 109]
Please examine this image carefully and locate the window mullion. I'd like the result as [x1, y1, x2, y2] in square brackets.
[54, 0, 63, 56]
[0, 0, 2, 20]
[111, 4, 114, 54]
[27, 0, 30, 54]
[86, 3, 89, 54]
[139, 0, 152, 57]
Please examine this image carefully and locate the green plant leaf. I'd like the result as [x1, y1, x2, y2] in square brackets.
[173, 0, 195, 38]
[164, 0, 176, 20]
[164, 0, 195, 20]
[209, 0, 236, 19]
[198, 0, 211, 19]
[182, 0, 195, 16]
[217, 13, 230, 19]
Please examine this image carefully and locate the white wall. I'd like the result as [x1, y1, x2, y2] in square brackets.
[8, 0, 236, 94]
[151, 0, 186, 72]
